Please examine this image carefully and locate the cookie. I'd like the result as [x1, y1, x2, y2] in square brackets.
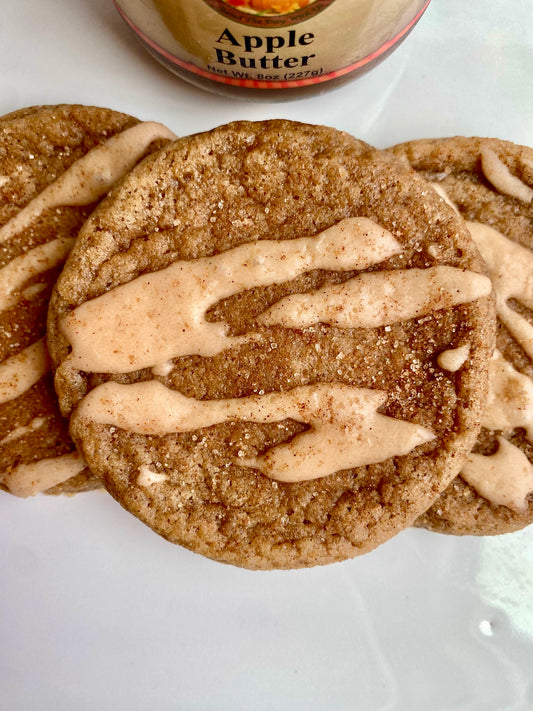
[390, 136, 533, 534]
[0, 104, 175, 497]
[48, 120, 495, 568]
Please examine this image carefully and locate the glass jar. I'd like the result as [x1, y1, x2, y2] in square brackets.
[113, 0, 431, 100]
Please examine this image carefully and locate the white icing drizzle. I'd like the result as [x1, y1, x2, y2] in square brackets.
[61, 220, 491, 375]
[467, 221, 533, 362]
[0, 121, 177, 245]
[0, 416, 47, 447]
[429, 185, 533, 362]
[61, 218, 403, 373]
[137, 464, 168, 487]
[74, 380, 435, 483]
[462, 438, 533, 512]
[21, 282, 47, 301]
[3, 451, 87, 498]
[460, 350, 533, 507]
[415, 183, 533, 509]
[0, 236, 74, 312]
[63, 213, 495, 484]
[0, 338, 51, 405]
[430, 182, 459, 211]
[480, 145, 533, 204]
[471, 352, 533, 507]
[151, 361, 175, 377]
[482, 350, 533, 440]
[257, 266, 491, 330]
[437, 344, 470, 372]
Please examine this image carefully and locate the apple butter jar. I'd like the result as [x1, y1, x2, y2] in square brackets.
[113, 0, 431, 99]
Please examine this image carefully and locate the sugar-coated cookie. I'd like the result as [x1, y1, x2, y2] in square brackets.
[48, 120, 495, 567]
[391, 136, 533, 534]
[0, 104, 175, 497]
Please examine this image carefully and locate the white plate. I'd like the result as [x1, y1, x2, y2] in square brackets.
[1, 1, 533, 709]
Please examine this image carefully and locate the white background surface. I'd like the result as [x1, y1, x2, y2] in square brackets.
[1, 1, 533, 709]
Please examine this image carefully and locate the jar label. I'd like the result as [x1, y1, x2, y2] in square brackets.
[116, 0, 430, 90]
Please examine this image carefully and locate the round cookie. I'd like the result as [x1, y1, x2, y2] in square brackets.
[48, 120, 495, 569]
[391, 136, 533, 535]
[0, 104, 175, 497]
